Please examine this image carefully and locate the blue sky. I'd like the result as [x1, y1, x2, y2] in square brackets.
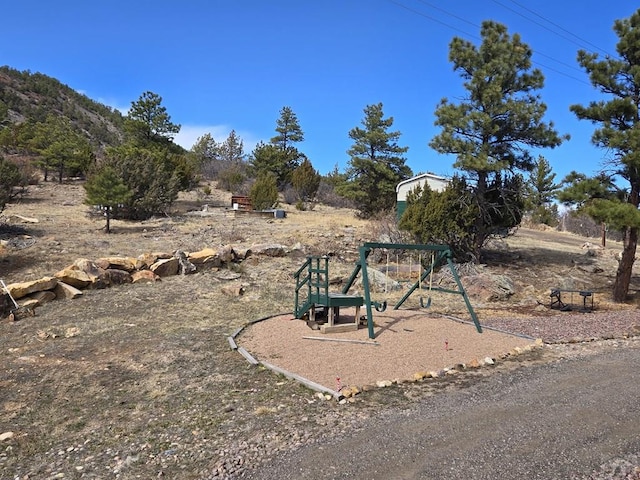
[1, 1, 637, 179]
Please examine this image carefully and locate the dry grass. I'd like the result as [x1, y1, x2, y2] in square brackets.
[0, 181, 639, 479]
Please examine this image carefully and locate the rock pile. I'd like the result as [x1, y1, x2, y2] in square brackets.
[1, 243, 289, 319]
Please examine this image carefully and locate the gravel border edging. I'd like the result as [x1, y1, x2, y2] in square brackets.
[228, 312, 345, 401]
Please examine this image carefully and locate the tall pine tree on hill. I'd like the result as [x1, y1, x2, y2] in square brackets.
[339, 103, 412, 218]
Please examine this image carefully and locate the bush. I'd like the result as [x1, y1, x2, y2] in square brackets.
[0, 156, 27, 213]
[282, 184, 297, 205]
[249, 172, 279, 210]
[103, 145, 181, 220]
[315, 179, 354, 209]
[399, 177, 479, 261]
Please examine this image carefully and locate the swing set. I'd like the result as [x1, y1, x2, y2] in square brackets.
[383, 251, 435, 308]
[294, 242, 481, 339]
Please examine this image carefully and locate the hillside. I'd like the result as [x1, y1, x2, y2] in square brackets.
[1, 181, 640, 479]
[0, 66, 125, 149]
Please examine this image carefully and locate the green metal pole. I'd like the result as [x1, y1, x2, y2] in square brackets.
[342, 248, 372, 294]
[355, 245, 376, 339]
[446, 255, 482, 333]
[394, 250, 446, 309]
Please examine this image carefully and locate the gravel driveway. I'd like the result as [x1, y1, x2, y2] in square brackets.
[239, 339, 640, 480]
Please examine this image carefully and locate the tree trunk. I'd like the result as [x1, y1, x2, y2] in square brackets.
[105, 208, 111, 234]
[612, 225, 638, 302]
[473, 173, 488, 262]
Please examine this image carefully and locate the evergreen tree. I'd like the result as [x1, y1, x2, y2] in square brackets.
[29, 115, 94, 182]
[0, 155, 25, 214]
[103, 144, 181, 220]
[339, 103, 412, 218]
[249, 172, 279, 210]
[528, 156, 559, 207]
[251, 106, 305, 188]
[125, 91, 181, 145]
[526, 156, 560, 226]
[190, 133, 219, 178]
[271, 106, 304, 150]
[399, 177, 478, 259]
[84, 166, 132, 233]
[429, 21, 566, 259]
[563, 8, 640, 302]
[218, 130, 245, 165]
[291, 158, 321, 209]
[216, 130, 247, 191]
[250, 141, 295, 188]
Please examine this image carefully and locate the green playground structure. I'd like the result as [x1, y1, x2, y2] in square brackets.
[294, 242, 482, 339]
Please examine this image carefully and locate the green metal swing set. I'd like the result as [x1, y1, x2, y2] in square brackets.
[293, 242, 482, 339]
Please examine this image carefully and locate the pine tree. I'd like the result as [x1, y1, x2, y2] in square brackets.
[216, 130, 247, 191]
[526, 156, 560, 226]
[430, 21, 566, 259]
[125, 91, 181, 145]
[250, 172, 279, 210]
[84, 166, 132, 233]
[250, 106, 305, 188]
[291, 158, 321, 209]
[30, 115, 94, 182]
[0, 155, 25, 214]
[339, 103, 412, 218]
[190, 133, 219, 178]
[560, 8, 640, 301]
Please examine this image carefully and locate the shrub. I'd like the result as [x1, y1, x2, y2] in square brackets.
[249, 172, 278, 210]
[0, 156, 27, 213]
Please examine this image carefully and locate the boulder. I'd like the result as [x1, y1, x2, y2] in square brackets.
[233, 247, 252, 260]
[249, 243, 286, 257]
[174, 250, 197, 275]
[73, 259, 109, 288]
[137, 252, 159, 269]
[221, 284, 245, 296]
[355, 268, 401, 293]
[25, 290, 56, 306]
[103, 269, 133, 285]
[95, 256, 141, 272]
[188, 247, 223, 267]
[54, 267, 93, 289]
[150, 257, 179, 277]
[0, 294, 12, 318]
[6, 277, 58, 300]
[53, 281, 84, 299]
[217, 245, 235, 263]
[464, 273, 515, 302]
[131, 270, 160, 283]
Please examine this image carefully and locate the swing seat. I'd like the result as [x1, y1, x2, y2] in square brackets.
[420, 296, 432, 308]
[418, 253, 435, 309]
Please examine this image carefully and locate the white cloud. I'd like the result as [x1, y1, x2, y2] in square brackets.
[76, 90, 130, 115]
[174, 125, 262, 153]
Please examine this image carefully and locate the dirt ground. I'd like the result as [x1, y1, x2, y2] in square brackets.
[1, 181, 640, 479]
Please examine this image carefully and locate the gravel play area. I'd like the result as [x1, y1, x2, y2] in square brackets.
[238, 307, 640, 393]
[238, 309, 536, 390]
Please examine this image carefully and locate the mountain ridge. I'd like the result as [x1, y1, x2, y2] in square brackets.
[0, 65, 126, 149]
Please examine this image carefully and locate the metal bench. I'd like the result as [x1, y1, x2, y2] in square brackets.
[550, 288, 594, 312]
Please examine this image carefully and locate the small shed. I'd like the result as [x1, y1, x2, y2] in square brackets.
[231, 195, 252, 211]
[396, 173, 448, 220]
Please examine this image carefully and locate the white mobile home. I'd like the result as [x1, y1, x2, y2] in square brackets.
[396, 173, 448, 219]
